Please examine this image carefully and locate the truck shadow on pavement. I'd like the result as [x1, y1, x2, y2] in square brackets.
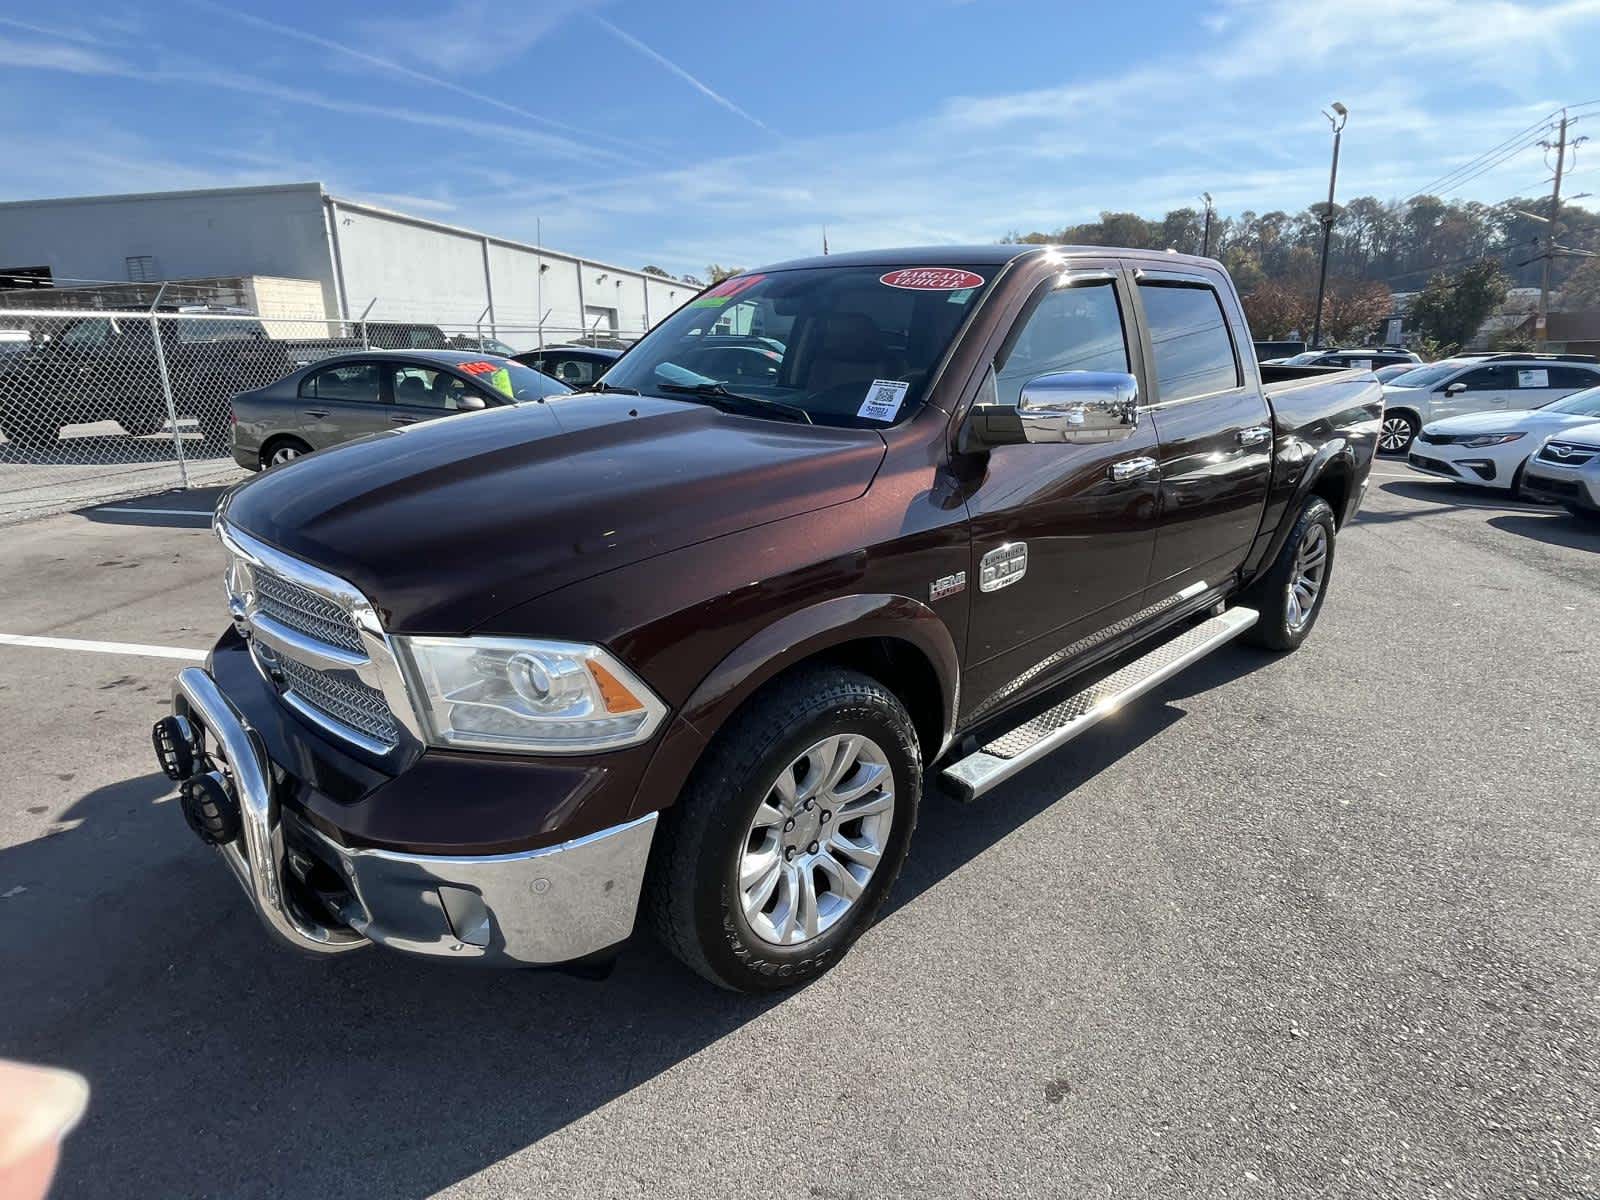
[0, 648, 1266, 1200]
[1487, 512, 1600, 551]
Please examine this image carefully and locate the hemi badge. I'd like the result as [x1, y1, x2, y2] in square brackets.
[929, 571, 966, 601]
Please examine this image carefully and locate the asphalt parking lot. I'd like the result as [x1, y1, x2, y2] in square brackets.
[1, 462, 1596, 1199]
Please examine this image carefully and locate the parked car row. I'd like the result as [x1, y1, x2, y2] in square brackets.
[1378, 352, 1600, 455]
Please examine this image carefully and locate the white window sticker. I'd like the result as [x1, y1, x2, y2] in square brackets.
[1517, 368, 1549, 388]
[857, 378, 909, 422]
[1352, 359, 1373, 370]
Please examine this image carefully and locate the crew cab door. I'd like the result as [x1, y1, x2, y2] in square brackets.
[1131, 267, 1272, 599]
[959, 263, 1162, 718]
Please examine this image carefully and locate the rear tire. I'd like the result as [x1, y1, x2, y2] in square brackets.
[643, 667, 921, 992]
[260, 437, 312, 469]
[1379, 410, 1419, 455]
[1241, 495, 1337, 652]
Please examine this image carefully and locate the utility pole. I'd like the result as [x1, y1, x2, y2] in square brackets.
[1201, 193, 1214, 257]
[1536, 109, 1569, 348]
[1311, 102, 1348, 350]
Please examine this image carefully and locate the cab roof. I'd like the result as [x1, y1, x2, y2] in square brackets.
[757, 244, 1224, 273]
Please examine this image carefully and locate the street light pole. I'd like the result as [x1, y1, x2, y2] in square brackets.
[1201, 193, 1214, 257]
[1310, 102, 1348, 350]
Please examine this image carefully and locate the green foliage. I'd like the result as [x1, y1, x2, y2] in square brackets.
[706, 264, 746, 284]
[641, 265, 672, 277]
[1562, 257, 1600, 308]
[1407, 259, 1511, 351]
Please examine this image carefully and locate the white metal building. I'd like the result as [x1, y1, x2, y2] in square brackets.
[0, 182, 693, 341]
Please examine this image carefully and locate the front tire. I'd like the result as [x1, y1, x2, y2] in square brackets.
[644, 667, 921, 992]
[1379, 410, 1419, 455]
[1241, 495, 1337, 652]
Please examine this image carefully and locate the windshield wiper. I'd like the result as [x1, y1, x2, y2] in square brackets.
[577, 380, 640, 395]
[657, 381, 813, 425]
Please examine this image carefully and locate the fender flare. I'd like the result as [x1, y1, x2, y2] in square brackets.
[627, 594, 960, 822]
[1249, 439, 1360, 584]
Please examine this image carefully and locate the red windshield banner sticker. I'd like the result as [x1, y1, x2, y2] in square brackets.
[460, 360, 499, 375]
[879, 268, 985, 291]
[690, 273, 766, 308]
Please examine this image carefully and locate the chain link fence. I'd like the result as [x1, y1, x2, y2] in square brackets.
[0, 304, 644, 524]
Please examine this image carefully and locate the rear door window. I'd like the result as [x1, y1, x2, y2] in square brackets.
[1136, 282, 1241, 402]
[1547, 365, 1600, 390]
[302, 363, 383, 403]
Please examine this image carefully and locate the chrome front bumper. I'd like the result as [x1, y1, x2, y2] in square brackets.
[170, 667, 658, 966]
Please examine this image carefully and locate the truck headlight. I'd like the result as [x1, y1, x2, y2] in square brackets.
[1461, 432, 1524, 447]
[394, 636, 667, 754]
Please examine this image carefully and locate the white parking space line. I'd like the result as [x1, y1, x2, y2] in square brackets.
[0, 633, 206, 661]
[90, 506, 215, 518]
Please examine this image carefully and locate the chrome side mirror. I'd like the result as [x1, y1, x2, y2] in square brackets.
[1018, 371, 1140, 444]
[1443, 381, 1467, 396]
[457, 394, 488, 411]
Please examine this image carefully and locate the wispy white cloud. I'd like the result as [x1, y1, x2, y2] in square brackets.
[353, 0, 593, 73]
[182, 0, 654, 156]
[586, 13, 777, 137]
[0, 31, 629, 166]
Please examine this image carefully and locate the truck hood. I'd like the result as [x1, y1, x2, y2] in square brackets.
[218, 395, 886, 631]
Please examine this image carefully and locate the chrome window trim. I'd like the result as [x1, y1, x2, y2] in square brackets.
[217, 520, 424, 754]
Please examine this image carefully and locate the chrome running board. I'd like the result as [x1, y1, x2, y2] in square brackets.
[941, 607, 1259, 802]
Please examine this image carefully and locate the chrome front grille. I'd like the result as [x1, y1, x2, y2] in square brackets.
[275, 655, 400, 746]
[220, 522, 410, 755]
[252, 569, 365, 653]
[1538, 442, 1597, 466]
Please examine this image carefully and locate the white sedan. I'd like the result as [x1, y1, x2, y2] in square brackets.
[1406, 386, 1600, 494]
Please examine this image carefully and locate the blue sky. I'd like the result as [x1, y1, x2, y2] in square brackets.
[3, 0, 1599, 276]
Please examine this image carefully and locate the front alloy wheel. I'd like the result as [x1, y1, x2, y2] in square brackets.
[1378, 412, 1418, 454]
[644, 667, 921, 991]
[739, 734, 894, 946]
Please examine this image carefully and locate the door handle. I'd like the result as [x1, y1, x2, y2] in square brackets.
[1238, 425, 1273, 447]
[390, 415, 420, 425]
[301, 408, 328, 419]
[1109, 456, 1159, 482]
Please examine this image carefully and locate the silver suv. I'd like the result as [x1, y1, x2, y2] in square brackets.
[1521, 422, 1600, 520]
[1378, 353, 1600, 454]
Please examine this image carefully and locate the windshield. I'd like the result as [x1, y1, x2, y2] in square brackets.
[1543, 386, 1600, 416]
[456, 356, 568, 403]
[1386, 362, 1457, 388]
[1282, 351, 1327, 365]
[598, 264, 998, 427]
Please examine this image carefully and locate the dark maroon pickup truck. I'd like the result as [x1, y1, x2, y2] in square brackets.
[152, 245, 1381, 991]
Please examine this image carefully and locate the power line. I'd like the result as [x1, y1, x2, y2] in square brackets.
[1407, 101, 1600, 203]
[1405, 111, 1561, 201]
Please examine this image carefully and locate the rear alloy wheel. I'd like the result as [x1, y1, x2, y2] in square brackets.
[1242, 495, 1337, 652]
[262, 438, 311, 469]
[645, 667, 920, 992]
[1378, 411, 1419, 455]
